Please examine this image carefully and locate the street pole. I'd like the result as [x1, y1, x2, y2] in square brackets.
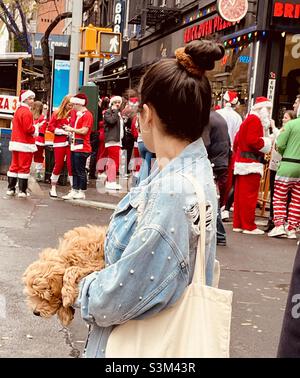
[69, 0, 83, 94]
[84, 57, 90, 85]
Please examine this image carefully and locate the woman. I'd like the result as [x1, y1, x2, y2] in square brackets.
[48, 95, 73, 198]
[266, 110, 296, 232]
[32, 101, 47, 181]
[62, 93, 93, 200]
[76, 40, 224, 357]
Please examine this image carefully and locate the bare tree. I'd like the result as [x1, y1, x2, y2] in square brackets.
[41, 0, 95, 102]
[0, 0, 33, 53]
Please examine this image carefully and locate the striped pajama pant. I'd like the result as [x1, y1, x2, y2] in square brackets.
[273, 177, 300, 231]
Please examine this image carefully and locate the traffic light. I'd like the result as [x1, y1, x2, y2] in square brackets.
[79, 25, 122, 59]
[99, 32, 122, 56]
[80, 24, 97, 53]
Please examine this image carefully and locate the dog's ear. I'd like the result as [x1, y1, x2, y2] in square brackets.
[57, 306, 75, 326]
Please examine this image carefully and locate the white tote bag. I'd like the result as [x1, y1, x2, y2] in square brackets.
[106, 174, 233, 358]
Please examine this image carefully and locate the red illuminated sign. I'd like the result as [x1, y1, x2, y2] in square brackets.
[273, 2, 300, 18]
[184, 16, 235, 43]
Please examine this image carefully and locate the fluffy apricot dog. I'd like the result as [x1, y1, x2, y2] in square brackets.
[23, 225, 106, 326]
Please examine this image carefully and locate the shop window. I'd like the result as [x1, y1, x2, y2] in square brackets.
[280, 34, 300, 108]
[206, 44, 254, 119]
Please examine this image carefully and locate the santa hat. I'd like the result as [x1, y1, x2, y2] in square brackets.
[109, 96, 122, 107]
[223, 90, 238, 105]
[70, 93, 88, 106]
[19, 89, 35, 103]
[252, 96, 272, 111]
[128, 97, 139, 107]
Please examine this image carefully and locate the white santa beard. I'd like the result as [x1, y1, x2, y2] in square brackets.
[256, 108, 271, 130]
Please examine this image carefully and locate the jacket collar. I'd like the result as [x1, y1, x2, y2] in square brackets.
[131, 137, 207, 195]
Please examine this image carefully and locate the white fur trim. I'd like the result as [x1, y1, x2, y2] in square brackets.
[7, 171, 18, 178]
[234, 162, 264, 176]
[70, 97, 86, 106]
[53, 142, 69, 147]
[109, 96, 122, 107]
[18, 173, 29, 179]
[35, 141, 45, 146]
[20, 90, 35, 103]
[71, 144, 84, 151]
[54, 128, 68, 135]
[51, 174, 60, 183]
[252, 101, 272, 110]
[259, 137, 272, 154]
[9, 141, 37, 153]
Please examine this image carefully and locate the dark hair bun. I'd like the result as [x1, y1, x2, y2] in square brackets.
[185, 40, 225, 71]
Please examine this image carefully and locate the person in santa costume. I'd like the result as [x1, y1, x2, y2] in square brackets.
[7, 89, 37, 197]
[233, 96, 273, 234]
[62, 93, 93, 200]
[47, 95, 73, 198]
[32, 101, 47, 181]
[217, 90, 243, 220]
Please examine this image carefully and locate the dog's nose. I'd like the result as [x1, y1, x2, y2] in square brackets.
[33, 310, 41, 316]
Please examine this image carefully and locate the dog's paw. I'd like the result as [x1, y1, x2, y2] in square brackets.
[57, 306, 74, 326]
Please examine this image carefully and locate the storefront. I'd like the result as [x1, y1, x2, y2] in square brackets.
[127, 1, 262, 115]
[266, 0, 300, 124]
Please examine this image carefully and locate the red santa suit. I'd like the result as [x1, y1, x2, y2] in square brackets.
[233, 97, 273, 232]
[48, 111, 72, 185]
[7, 91, 37, 187]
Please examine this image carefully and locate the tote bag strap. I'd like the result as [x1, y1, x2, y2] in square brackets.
[180, 173, 207, 286]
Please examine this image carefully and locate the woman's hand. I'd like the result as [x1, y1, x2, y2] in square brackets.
[63, 125, 73, 132]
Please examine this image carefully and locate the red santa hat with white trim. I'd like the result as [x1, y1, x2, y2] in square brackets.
[70, 93, 88, 106]
[19, 89, 35, 103]
[223, 90, 238, 105]
[252, 96, 272, 111]
[128, 97, 139, 108]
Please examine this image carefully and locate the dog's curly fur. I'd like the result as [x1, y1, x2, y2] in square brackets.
[23, 225, 106, 326]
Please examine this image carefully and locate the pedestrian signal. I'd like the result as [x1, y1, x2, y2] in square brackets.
[99, 32, 121, 56]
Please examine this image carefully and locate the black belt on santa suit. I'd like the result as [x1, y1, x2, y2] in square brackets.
[282, 157, 300, 164]
[240, 151, 265, 164]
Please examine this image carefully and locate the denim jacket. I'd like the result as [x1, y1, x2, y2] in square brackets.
[77, 138, 218, 358]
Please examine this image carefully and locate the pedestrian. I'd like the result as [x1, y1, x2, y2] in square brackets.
[268, 96, 300, 239]
[74, 39, 224, 357]
[203, 110, 231, 246]
[103, 96, 123, 190]
[47, 95, 73, 198]
[233, 96, 273, 234]
[217, 90, 243, 221]
[134, 133, 156, 187]
[7, 89, 37, 198]
[32, 101, 47, 181]
[62, 93, 93, 200]
[266, 110, 296, 232]
[88, 97, 102, 180]
[217, 90, 243, 148]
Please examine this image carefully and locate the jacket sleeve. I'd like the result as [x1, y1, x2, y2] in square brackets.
[246, 116, 271, 154]
[22, 111, 35, 135]
[77, 191, 195, 328]
[104, 109, 119, 126]
[276, 122, 292, 156]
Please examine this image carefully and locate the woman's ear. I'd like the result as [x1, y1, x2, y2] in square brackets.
[141, 104, 152, 131]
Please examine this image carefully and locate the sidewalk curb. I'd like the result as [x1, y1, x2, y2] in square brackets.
[68, 199, 117, 211]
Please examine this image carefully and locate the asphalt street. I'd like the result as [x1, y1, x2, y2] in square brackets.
[0, 180, 298, 358]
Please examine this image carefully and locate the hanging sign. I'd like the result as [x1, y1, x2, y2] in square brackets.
[267, 78, 276, 106]
[217, 0, 248, 22]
